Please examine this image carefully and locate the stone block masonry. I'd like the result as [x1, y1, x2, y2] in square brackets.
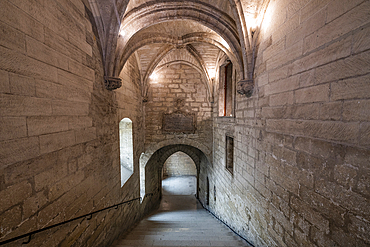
[0, 0, 147, 246]
[145, 63, 213, 154]
[163, 151, 197, 177]
[0, 0, 369, 246]
[204, 0, 370, 247]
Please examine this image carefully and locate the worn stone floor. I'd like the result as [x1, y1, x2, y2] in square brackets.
[111, 176, 251, 247]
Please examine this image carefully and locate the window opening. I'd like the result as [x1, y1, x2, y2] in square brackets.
[226, 135, 234, 174]
[206, 177, 210, 205]
[139, 152, 145, 202]
[219, 62, 233, 117]
[214, 185, 217, 201]
[119, 118, 134, 187]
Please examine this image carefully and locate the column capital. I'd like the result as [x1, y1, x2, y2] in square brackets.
[104, 76, 122, 90]
[237, 79, 254, 97]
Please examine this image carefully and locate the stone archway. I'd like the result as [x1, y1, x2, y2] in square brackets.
[143, 144, 211, 204]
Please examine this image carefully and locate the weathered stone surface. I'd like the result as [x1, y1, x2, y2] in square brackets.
[289, 7, 326, 48]
[0, 137, 40, 167]
[0, 180, 32, 212]
[39, 130, 76, 154]
[348, 214, 370, 244]
[300, 185, 346, 227]
[315, 179, 370, 218]
[0, 70, 10, 93]
[295, 83, 329, 104]
[27, 116, 69, 136]
[0, 117, 27, 141]
[291, 196, 329, 233]
[331, 74, 370, 101]
[9, 73, 36, 96]
[359, 123, 370, 147]
[266, 119, 359, 143]
[0, 1, 44, 42]
[315, 0, 370, 48]
[0, 21, 26, 53]
[26, 36, 69, 70]
[326, 0, 365, 23]
[319, 101, 342, 121]
[353, 22, 370, 54]
[0, 94, 52, 116]
[315, 50, 370, 84]
[291, 35, 352, 75]
[0, 206, 22, 239]
[265, 75, 300, 95]
[51, 100, 89, 116]
[269, 91, 293, 106]
[163, 151, 197, 177]
[0, 0, 369, 247]
[343, 100, 370, 122]
[23, 191, 49, 219]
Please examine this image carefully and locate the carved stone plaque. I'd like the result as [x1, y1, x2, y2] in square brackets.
[162, 112, 196, 133]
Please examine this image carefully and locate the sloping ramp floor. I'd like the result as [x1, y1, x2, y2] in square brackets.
[111, 176, 252, 247]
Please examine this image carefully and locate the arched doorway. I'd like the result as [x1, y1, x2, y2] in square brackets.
[142, 144, 211, 207]
[162, 151, 197, 196]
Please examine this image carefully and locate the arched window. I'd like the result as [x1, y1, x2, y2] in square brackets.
[119, 118, 133, 187]
[139, 153, 146, 201]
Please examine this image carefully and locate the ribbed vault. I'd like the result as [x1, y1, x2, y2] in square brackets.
[87, 0, 270, 94]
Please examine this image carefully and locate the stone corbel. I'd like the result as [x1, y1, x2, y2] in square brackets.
[104, 76, 122, 90]
[237, 79, 254, 97]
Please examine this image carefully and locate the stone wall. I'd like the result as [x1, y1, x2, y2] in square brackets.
[143, 63, 213, 197]
[144, 63, 213, 153]
[1, 0, 369, 246]
[204, 0, 370, 246]
[163, 151, 197, 177]
[0, 0, 146, 246]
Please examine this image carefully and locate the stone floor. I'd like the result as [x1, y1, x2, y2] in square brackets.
[111, 176, 251, 247]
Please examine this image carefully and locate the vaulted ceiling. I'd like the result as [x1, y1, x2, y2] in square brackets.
[88, 0, 269, 96]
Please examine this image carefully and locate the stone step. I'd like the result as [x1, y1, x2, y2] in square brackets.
[115, 239, 248, 246]
[125, 230, 236, 236]
[123, 234, 241, 241]
[116, 245, 247, 247]
[111, 179, 251, 247]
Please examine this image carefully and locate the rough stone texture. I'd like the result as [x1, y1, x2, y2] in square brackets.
[0, 0, 148, 246]
[143, 63, 213, 157]
[163, 151, 197, 177]
[201, 1, 370, 247]
[0, 0, 369, 247]
[141, 63, 213, 204]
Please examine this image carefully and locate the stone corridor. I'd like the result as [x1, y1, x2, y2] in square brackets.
[112, 176, 251, 247]
[0, 0, 369, 246]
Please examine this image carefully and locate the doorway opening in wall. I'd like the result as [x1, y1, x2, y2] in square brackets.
[119, 118, 134, 187]
[161, 151, 197, 196]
